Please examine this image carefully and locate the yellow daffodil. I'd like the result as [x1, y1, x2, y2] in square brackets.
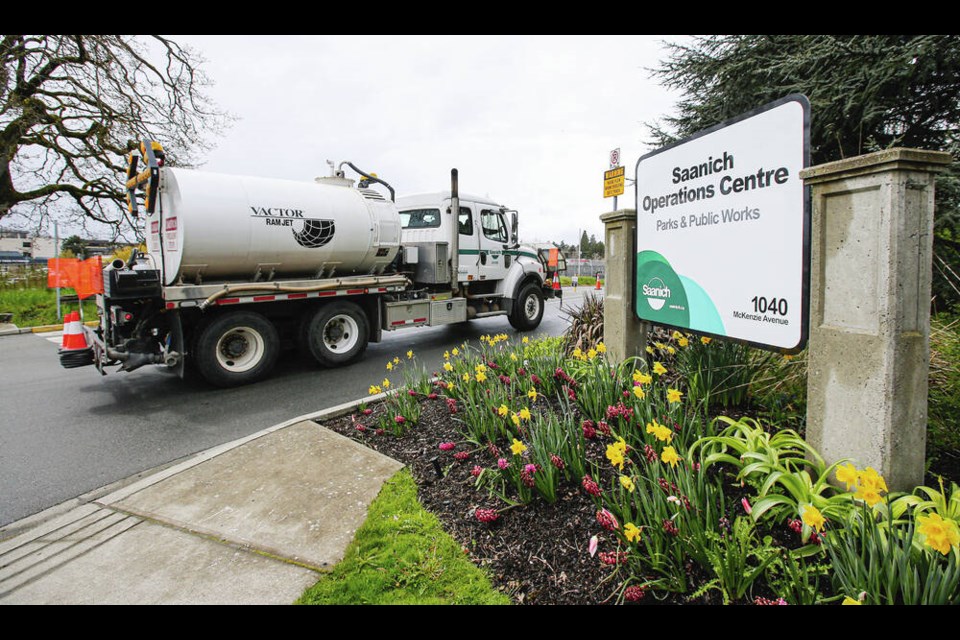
[511, 413, 521, 427]
[917, 513, 960, 556]
[624, 522, 641, 543]
[522, 336, 529, 344]
[446, 381, 454, 391]
[666, 388, 683, 404]
[573, 347, 583, 359]
[701, 336, 712, 345]
[678, 337, 689, 347]
[497, 404, 509, 417]
[382, 378, 390, 389]
[443, 362, 453, 372]
[653, 362, 667, 376]
[393, 357, 400, 365]
[633, 371, 652, 386]
[632, 386, 645, 400]
[510, 438, 527, 455]
[475, 371, 487, 383]
[519, 407, 531, 421]
[386, 362, 393, 371]
[667, 346, 675, 355]
[835, 463, 859, 491]
[619, 475, 635, 493]
[527, 388, 538, 401]
[654, 341, 665, 350]
[841, 596, 862, 605]
[475, 363, 486, 374]
[661, 446, 680, 469]
[444, 350, 450, 360]
[858, 467, 888, 493]
[646, 420, 673, 443]
[645, 346, 654, 354]
[368, 385, 382, 394]
[462, 372, 472, 382]
[801, 504, 825, 533]
[672, 330, 682, 340]
[587, 348, 598, 359]
[452, 348, 460, 356]
[606, 438, 627, 470]
[855, 485, 883, 507]
[407, 350, 413, 359]
[510, 353, 518, 361]
[597, 342, 607, 353]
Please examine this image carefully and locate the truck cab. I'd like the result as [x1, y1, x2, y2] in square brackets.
[396, 192, 559, 327]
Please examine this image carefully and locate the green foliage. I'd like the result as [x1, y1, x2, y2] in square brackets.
[697, 517, 780, 604]
[297, 469, 509, 605]
[0, 287, 96, 327]
[824, 502, 960, 605]
[928, 315, 960, 465]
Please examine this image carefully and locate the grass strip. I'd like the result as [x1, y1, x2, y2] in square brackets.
[297, 468, 510, 605]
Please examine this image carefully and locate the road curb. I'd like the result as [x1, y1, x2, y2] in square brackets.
[0, 320, 98, 337]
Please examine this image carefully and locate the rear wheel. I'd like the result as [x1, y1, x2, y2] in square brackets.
[305, 301, 369, 367]
[509, 282, 544, 331]
[194, 311, 279, 387]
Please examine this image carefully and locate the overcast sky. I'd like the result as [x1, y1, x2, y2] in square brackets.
[137, 35, 683, 249]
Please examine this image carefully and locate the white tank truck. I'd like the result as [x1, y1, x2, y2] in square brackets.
[68, 141, 565, 386]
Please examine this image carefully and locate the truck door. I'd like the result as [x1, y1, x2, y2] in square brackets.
[457, 203, 480, 282]
[478, 208, 510, 282]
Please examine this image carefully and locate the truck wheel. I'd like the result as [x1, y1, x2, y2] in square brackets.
[305, 301, 369, 367]
[195, 311, 279, 387]
[509, 282, 544, 331]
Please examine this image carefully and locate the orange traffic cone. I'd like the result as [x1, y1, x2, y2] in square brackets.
[595, 278, 602, 291]
[553, 276, 561, 291]
[59, 311, 94, 368]
[60, 311, 88, 350]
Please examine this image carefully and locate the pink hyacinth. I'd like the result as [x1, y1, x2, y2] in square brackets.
[375, 428, 385, 436]
[549, 453, 565, 470]
[643, 444, 657, 463]
[530, 374, 541, 385]
[408, 389, 418, 396]
[596, 508, 620, 531]
[581, 475, 602, 497]
[355, 424, 367, 433]
[439, 441, 455, 451]
[470, 465, 483, 478]
[597, 420, 611, 436]
[624, 585, 646, 602]
[524, 463, 537, 474]
[427, 392, 438, 400]
[454, 451, 470, 462]
[582, 420, 597, 440]
[497, 458, 510, 470]
[394, 415, 406, 425]
[598, 551, 627, 566]
[475, 508, 499, 523]
[361, 408, 373, 416]
[754, 596, 788, 606]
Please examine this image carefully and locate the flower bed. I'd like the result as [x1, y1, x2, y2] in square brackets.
[321, 334, 960, 605]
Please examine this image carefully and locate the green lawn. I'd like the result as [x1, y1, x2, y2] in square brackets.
[297, 468, 510, 605]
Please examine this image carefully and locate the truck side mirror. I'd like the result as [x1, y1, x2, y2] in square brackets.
[510, 211, 518, 244]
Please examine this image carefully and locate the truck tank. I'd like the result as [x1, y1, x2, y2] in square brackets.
[143, 168, 402, 286]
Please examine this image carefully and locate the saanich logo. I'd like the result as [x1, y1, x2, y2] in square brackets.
[642, 277, 671, 311]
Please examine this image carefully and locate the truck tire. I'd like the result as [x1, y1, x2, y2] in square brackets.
[509, 281, 545, 331]
[305, 301, 369, 367]
[194, 311, 279, 387]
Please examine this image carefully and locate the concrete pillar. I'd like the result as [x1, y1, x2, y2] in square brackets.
[800, 148, 952, 491]
[600, 209, 647, 362]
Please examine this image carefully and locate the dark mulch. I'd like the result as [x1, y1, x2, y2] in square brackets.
[322, 394, 645, 605]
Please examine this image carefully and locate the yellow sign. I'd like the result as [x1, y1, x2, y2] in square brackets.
[604, 166, 625, 198]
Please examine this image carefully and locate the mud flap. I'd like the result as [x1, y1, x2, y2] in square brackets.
[170, 311, 187, 379]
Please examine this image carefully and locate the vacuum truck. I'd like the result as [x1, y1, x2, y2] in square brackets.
[67, 141, 564, 387]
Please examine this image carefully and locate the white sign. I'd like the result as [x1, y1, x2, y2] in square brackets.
[635, 95, 810, 351]
[610, 148, 620, 169]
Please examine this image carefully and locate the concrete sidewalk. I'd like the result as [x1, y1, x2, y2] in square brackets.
[0, 409, 403, 605]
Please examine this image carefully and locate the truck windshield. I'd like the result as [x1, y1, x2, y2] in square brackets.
[400, 208, 441, 229]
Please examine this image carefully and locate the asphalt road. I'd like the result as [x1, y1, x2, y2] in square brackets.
[0, 288, 600, 527]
